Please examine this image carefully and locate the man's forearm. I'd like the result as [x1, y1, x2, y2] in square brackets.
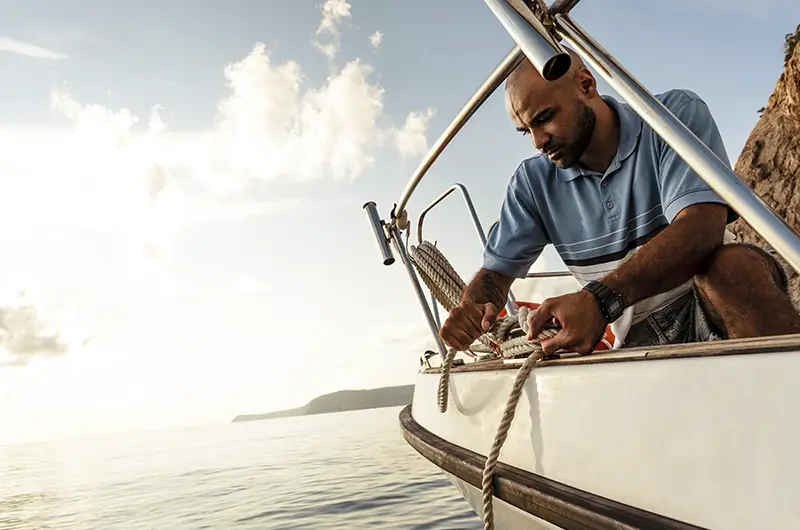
[601, 204, 728, 307]
[462, 268, 514, 308]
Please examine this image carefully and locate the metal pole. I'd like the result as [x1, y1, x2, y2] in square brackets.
[363, 201, 395, 266]
[526, 271, 575, 278]
[484, 0, 571, 83]
[391, 227, 448, 361]
[394, 47, 524, 222]
[552, 14, 800, 274]
[430, 292, 442, 328]
[548, 0, 582, 14]
[417, 183, 488, 247]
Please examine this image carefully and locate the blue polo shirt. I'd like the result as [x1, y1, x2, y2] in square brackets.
[482, 89, 737, 346]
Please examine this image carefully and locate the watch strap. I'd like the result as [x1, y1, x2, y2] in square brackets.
[583, 281, 625, 323]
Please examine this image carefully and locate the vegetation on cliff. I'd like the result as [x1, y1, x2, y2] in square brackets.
[785, 24, 799, 67]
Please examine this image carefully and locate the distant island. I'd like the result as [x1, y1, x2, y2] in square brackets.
[231, 384, 414, 423]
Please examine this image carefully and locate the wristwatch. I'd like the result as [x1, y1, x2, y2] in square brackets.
[583, 281, 625, 323]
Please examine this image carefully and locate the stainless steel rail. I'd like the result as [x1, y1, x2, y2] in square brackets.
[485, 0, 571, 82]
[390, 226, 450, 360]
[548, 0, 582, 14]
[393, 47, 524, 223]
[415, 182, 519, 316]
[552, 14, 800, 274]
[526, 271, 574, 278]
[417, 183, 488, 248]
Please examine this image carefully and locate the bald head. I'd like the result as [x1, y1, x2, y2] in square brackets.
[504, 47, 603, 169]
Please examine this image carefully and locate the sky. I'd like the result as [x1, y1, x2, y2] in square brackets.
[0, 0, 797, 444]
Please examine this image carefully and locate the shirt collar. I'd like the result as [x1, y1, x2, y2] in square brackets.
[557, 95, 643, 182]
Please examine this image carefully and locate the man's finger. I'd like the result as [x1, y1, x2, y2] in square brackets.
[448, 306, 484, 341]
[448, 327, 477, 351]
[541, 330, 573, 356]
[439, 329, 459, 351]
[527, 301, 553, 340]
[482, 303, 499, 331]
[440, 322, 476, 351]
[462, 307, 486, 337]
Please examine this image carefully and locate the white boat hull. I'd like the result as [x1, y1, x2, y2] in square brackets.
[402, 334, 800, 529]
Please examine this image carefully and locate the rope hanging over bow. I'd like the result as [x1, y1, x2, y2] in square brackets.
[408, 240, 559, 530]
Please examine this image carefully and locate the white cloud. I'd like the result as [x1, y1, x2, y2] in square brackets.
[394, 108, 435, 158]
[44, 90, 175, 262]
[212, 45, 386, 182]
[0, 40, 428, 274]
[0, 36, 66, 60]
[0, 7, 433, 369]
[370, 31, 383, 50]
[317, 0, 351, 35]
[0, 290, 76, 368]
[314, 0, 351, 58]
[314, 43, 338, 59]
[291, 59, 385, 179]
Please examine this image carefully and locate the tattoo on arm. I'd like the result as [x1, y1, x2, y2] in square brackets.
[480, 274, 506, 307]
[464, 269, 510, 307]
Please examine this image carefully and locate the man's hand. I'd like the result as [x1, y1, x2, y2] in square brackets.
[441, 268, 513, 351]
[526, 290, 607, 356]
[439, 301, 499, 351]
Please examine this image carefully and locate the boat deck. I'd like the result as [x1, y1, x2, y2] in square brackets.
[423, 333, 800, 374]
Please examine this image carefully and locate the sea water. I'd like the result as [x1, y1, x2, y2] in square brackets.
[0, 406, 481, 529]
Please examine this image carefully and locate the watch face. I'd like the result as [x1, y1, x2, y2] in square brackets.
[584, 281, 624, 321]
[608, 298, 623, 316]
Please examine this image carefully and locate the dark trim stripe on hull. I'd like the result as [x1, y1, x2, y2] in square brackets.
[399, 405, 707, 530]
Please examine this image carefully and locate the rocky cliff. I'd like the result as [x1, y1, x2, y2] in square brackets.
[729, 24, 800, 308]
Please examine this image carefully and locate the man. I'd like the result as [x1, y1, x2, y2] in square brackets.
[439, 50, 800, 356]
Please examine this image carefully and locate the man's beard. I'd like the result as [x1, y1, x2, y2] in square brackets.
[552, 101, 596, 169]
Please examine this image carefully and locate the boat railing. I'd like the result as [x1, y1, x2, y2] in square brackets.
[416, 181, 579, 323]
[391, 47, 525, 228]
[416, 184, 488, 250]
[415, 183, 517, 320]
[364, 0, 800, 362]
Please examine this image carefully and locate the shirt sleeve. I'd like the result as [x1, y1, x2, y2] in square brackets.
[656, 92, 739, 224]
[481, 164, 550, 278]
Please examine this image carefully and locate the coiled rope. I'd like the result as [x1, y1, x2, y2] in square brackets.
[409, 240, 558, 530]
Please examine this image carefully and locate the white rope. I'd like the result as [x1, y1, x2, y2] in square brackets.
[481, 312, 557, 530]
[410, 241, 550, 358]
[437, 346, 458, 413]
[482, 353, 537, 529]
[409, 240, 561, 530]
